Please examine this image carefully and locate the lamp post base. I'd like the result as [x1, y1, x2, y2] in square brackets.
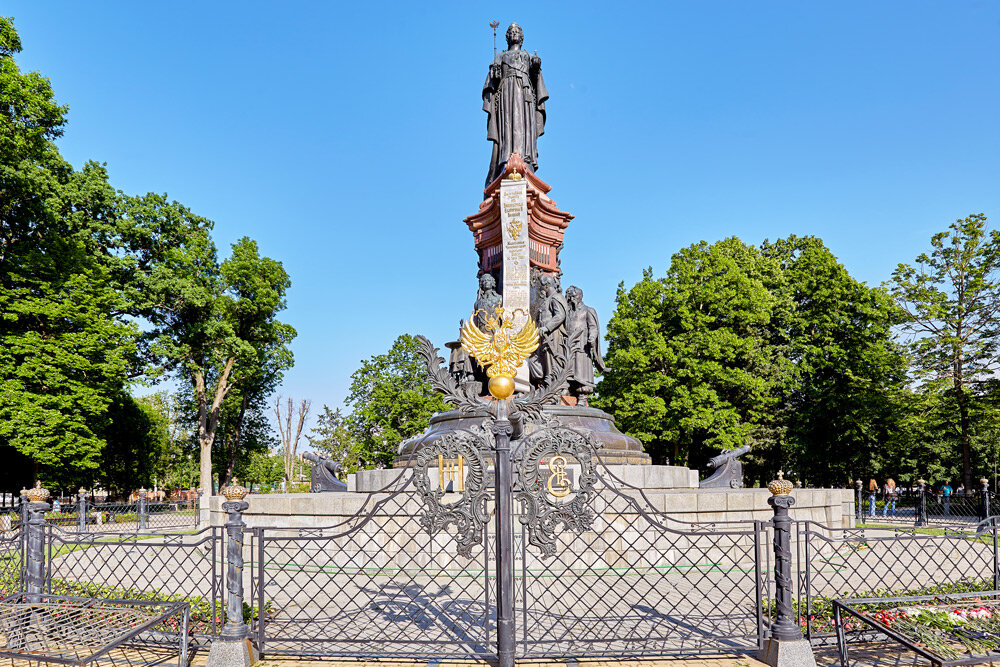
[757, 638, 817, 667]
[205, 637, 258, 667]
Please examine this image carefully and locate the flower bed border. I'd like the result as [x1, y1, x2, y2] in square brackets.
[834, 590, 1000, 667]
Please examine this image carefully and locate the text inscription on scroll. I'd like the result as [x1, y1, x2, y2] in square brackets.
[500, 178, 530, 387]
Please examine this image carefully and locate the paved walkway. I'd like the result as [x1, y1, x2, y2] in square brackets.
[248, 658, 768, 667]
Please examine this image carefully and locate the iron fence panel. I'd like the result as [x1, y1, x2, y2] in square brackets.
[798, 519, 999, 640]
[0, 527, 22, 596]
[79, 501, 199, 533]
[44, 524, 224, 641]
[256, 466, 494, 658]
[512, 463, 765, 657]
[858, 490, 997, 526]
[144, 501, 200, 530]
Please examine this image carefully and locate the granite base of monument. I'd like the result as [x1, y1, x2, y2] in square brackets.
[395, 404, 651, 467]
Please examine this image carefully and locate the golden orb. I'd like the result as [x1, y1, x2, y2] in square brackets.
[489, 376, 515, 400]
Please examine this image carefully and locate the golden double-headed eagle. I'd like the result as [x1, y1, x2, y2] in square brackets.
[460, 306, 539, 379]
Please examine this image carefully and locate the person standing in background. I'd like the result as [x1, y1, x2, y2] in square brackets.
[883, 478, 898, 518]
[869, 478, 879, 517]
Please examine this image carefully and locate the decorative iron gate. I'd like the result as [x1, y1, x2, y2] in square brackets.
[254, 453, 494, 658]
[513, 461, 767, 657]
[253, 419, 767, 660]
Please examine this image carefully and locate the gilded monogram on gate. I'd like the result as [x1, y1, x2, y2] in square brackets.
[413, 430, 491, 557]
[546, 455, 571, 498]
[514, 426, 598, 557]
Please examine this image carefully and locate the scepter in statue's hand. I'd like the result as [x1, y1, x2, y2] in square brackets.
[490, 20, 500, 58]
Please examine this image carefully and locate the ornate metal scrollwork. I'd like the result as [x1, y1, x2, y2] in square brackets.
[414, 335, 490, 415]
[514, 426, 598, 557]
[413, 429, 492, 557]
[516, 328, 581, 424]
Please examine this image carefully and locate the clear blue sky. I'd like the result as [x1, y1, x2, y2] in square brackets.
[7, 2, 1000, 420]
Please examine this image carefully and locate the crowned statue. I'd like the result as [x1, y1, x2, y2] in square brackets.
[482, 23, 548, 186]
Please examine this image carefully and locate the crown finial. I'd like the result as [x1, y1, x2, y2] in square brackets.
[768, 471, 793, 497]
[222, 485, 248, 501]
[26, 482, 50, 503]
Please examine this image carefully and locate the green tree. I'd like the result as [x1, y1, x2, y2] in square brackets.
[93, 393, 168, 494]
[140, 392, 198, 491]
[0, 17, 137, 476]
[308, 406, 364, 474]
[762, 236, 909, 486]
[344, 334, 450, 468]
[890, 214, 1000, 490]
[238, 451, 283, 492]
[138, 231, 294, 498]
[597, 238, 791, 468]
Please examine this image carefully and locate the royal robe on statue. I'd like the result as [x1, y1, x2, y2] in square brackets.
[482, 48, 548, 186]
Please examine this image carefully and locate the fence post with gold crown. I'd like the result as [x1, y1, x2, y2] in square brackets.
[207, 484, 258, 667]
[758, 472, 817, 667]
[25, 482, 50, 602]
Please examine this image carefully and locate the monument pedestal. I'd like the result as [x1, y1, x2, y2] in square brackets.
[395, 404, 651, 467]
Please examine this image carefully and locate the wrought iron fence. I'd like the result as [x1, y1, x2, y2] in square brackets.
[250, 453, 769, 660]
[796, 518, 1000, 640]
[18, 481, 1000, 661]
[0, 527, 23, 597]
[513, 467, 766, 657]
[44, 524, 225, 642]
[856, 484, 996, 527]
[80, 499, 199, 532]
[3, 497, 199, 534]
[254, 466, 494, 658]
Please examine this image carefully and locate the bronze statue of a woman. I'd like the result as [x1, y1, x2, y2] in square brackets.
[482, 23, 548, 186]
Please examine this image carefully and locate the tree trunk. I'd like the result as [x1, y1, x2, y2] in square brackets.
[956, 382, 973, 491]
[222, 394, 249, 488]
[194, 357, 236, 515]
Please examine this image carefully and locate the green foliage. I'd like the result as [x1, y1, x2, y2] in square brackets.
[51, 578, 270, 631]
[597, 236, 908, 485]
[239, 451, 283, 491]
[308, 406, 364, 474]
[0, 17, 136, 473]
[90, 393, 168, 493]
[343, 335, 450, 468]
[890, 214, 1000, 489]
[597, 238, 793, 469]
[0, 20, 292, 492]
[769, 576, 993, 635]
[764, 236, 909, 485]
[140, 392, 199, 490]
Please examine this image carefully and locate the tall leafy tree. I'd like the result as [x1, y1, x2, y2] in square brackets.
[0, 17, 137, 476]
[598, 235, 908, 485]
[344, 334, 450, 468]
[890, 214, 1000, 490]
[763, 236, 908, 486]
[596, 238, 791, 468]
[139, 232, 294, 498]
